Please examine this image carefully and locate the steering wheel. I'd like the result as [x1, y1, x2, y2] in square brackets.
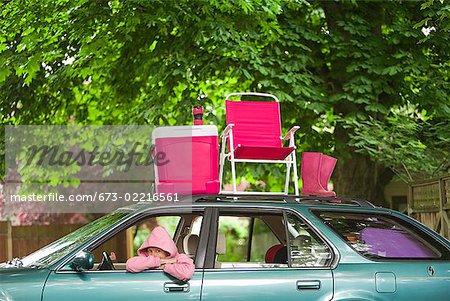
[97, 251, 115, 270]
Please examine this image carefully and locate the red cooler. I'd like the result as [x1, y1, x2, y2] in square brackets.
[152, 125, 219, 195]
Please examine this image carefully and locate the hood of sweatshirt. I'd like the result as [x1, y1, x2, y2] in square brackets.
[137, 226, 178, 258]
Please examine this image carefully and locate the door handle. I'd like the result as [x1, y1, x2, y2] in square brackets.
[163, 282, 190, 293]
[297, 280, 321, 290]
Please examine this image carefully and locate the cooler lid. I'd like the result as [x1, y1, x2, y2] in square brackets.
[152, 125, 218, 141]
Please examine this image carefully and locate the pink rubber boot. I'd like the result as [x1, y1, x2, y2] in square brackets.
[301, 152, 336, 197]
[319, 154, 337, 197]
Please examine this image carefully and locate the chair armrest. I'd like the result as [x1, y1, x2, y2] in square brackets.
[220, 124, 235, 138]
[282, 126, 300, 141]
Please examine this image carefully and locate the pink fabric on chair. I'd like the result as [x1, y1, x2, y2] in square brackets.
[226, 100, 293, 160]
[226, 100, 283, 149]
[222, 96, 299, 194]
[234, 145, 295, 160]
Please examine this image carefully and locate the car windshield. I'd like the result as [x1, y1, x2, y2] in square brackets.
[18, 211, 130, 268]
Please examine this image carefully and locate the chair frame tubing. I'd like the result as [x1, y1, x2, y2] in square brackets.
[219, 124, 299, 195]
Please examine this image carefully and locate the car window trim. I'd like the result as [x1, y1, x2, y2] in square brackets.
[247, 217, 255, 262]
[195, 207, 216, 269]
[203, 208, 219, 269]
[55, 268, 204, 274]
[203, 205, 339, 270]
[283, 210, 292, 268]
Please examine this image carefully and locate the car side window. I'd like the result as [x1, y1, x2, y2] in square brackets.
[83, 213, 202, 271]
[213, 210, 333, 269]
[313, 210, 450, 260]
[215, 213, 286, 269]
[251, 217, 281, 262]
[286, 212, 333, 267]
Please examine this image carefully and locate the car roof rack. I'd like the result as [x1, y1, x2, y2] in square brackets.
[193, 194, 297, 204]
[294, 196, 376, 208]
[190, 194, 376, 208]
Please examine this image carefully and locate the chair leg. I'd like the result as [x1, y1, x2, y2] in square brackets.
[292, 152, 299, 195]
[219, 154, 225, 192]
[284, 161, 291, 195]
[219, 139, 227, 192]
[231, 158, 237, 193]
[228, 129, 237, 193]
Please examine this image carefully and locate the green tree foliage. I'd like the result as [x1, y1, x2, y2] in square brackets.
[1, 0, 449, 204]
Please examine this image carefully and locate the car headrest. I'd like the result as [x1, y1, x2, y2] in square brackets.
[265, 244, 287, 263]
[296, 235, 311, 249]
[273, 246, 287, 263]
[216, 232, 226, 255]
[183, 234, 199, 257]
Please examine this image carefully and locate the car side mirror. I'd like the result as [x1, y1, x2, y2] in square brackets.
[69, 251, 94, 272]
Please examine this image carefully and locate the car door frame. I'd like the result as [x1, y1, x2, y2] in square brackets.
[203, 205, 340, 269]
[42, 206, 212, 301]
[200, 205, 339, 301]
[53, 206, 211, 271]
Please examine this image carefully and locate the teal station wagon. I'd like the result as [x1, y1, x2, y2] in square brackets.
[1, 194, 450, 301]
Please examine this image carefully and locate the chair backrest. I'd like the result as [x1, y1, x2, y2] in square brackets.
[273, 246, 288, 263]
[183, 233, 200, 258]
[226, 100, 282, 148]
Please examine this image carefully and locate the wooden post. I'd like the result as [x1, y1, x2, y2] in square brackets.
[445, 177, 450, 239]
[440, 177, 450, 239]
[6, 221, 12, 259]
[1, 221, 13, 260]
[439, 177, 448, 238]
[126, 227, 135, 258]
[407, 184, 414, 215]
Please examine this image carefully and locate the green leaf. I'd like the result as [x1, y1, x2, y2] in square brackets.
[0, 67, 12, 82]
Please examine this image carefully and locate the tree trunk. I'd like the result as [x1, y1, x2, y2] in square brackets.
[333, 152, 393, 206]
[333, 118, 394, 206]
[320, 1, 394, 206]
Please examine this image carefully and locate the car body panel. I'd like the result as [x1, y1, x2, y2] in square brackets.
[42, 269, 203, 301]
[307, 206, 450, 300]
[0, 267, 50, 301]
[201, 268, 333, 301]
[333, 261, 450, 301]
[1, 197, 449, 300]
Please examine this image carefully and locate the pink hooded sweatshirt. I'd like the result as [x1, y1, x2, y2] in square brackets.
[126, 226, 194, 281]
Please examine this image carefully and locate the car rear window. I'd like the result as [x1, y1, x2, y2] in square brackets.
[313, 210, 450, 260]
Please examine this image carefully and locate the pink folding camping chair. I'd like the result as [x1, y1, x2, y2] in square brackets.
[219, 92, 299, 195]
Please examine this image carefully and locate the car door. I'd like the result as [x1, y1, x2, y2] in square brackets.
[42, 209, 205, 301]
[200, 207, 335, 301]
